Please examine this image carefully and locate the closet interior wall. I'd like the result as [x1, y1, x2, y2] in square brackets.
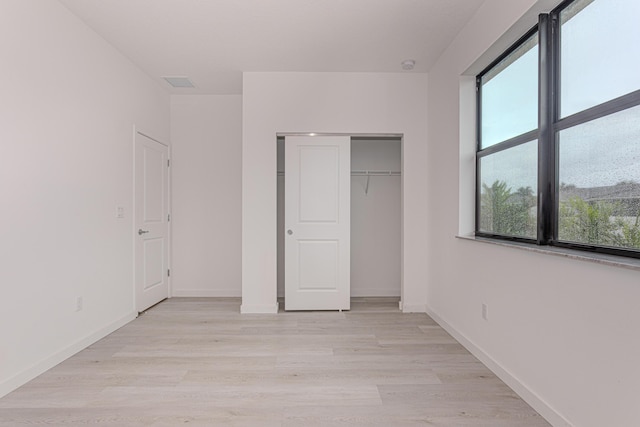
[277, 137, 401, 298]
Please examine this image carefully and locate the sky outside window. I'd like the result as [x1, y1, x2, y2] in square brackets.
[560, 0, 640, 118]
[480, 35, 538, 149]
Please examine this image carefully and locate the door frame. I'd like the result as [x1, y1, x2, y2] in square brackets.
[133, 126, 172, 313]
[276, 132, 404, 310]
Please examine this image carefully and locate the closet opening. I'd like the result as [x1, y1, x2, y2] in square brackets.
[277, 134, 403, 308]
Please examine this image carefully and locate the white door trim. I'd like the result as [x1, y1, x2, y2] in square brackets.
[277, 132, 404, 312]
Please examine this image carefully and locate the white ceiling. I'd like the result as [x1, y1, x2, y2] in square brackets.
[58, 0, 485, 95]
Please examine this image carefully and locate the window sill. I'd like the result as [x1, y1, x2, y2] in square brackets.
[455, 234, 640, 272]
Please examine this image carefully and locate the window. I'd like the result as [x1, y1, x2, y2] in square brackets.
[476, 0, 640, 258]
[477, 31, 539, 240]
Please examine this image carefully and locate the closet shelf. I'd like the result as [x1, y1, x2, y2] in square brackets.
[277, 170, 400, 195]
[351, 170, 401, 176]
[277, 170, 401, 176]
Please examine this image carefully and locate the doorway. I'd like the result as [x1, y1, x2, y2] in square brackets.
[277, 134, 402, 309]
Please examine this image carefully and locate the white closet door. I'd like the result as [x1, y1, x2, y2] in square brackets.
[285, 136, 350, 311]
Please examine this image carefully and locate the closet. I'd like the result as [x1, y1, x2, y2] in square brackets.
[277, 135, 401, 302]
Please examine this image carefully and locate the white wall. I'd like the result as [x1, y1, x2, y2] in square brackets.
[243, 72, 428, 313]
[426, 0, 640, 426]
[170, 95, 243, 297]
[276, 138, 402, 298]
[0, 0, 169, 397]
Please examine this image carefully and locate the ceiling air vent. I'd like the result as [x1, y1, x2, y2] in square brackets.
[163, 76, 195, 88]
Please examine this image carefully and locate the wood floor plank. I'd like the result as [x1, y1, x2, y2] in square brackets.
[86, 384, 382, 409]
[0, 297, 550, 426]
[180, 367, 442, 386]
[0, 407, 284, 427]
[282, 404, 549, 427]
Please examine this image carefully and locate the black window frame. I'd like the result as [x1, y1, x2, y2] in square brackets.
[475, 0, 640, 259]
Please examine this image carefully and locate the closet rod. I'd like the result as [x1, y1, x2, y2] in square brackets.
[351, 170, 401, 176]
[276, 170, 401, 176]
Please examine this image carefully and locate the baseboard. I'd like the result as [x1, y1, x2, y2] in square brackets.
[351, 288, 401, 297]
[401, 303, 427, 313]
[0, 312, 136, 399]
[172, 288, 241, 297]
[240, 302, 279, 314]
[426, 307, 572, 427]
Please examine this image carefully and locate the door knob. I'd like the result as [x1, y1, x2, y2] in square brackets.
[138, 229, 149, 235]
[287, 229, 293, 235]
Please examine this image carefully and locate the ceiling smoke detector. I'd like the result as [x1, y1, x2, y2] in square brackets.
[401, 60, 415, 71]
[163, 76, 195, 88]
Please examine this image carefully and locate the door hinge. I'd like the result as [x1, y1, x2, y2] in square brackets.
[167, 159, 170, 167]
[168, 213, 171, 222]
[167, 269, 170, 277]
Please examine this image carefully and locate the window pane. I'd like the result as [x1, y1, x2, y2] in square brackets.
[480, 34, 538, 148]
[560, 0, 640, 117]
[558, 105, 640, 249]
[479, 141, 538, 238]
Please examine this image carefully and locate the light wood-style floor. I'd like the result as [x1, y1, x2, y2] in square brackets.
[0, 298, 550, 426]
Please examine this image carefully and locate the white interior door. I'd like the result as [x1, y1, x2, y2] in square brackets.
[135, 132, 169, 312]
[285, 135, 350, 311]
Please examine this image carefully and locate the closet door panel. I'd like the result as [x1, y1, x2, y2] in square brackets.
[284, 136, 350, 311]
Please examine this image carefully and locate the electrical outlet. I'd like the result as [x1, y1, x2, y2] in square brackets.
[482, 303, 488, 321]
[76, 297, 83, 312]
[116, 206, 125, 219]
